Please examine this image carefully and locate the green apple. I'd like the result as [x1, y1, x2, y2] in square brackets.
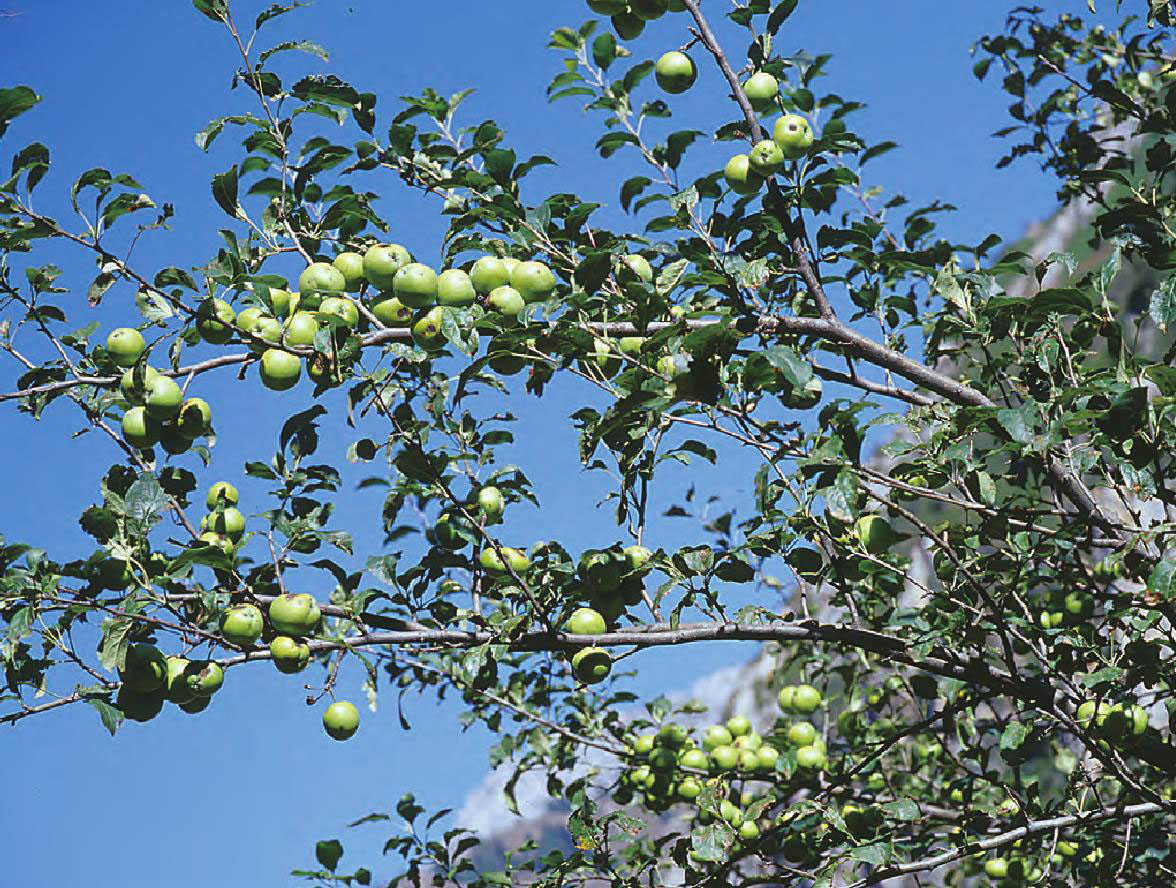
[633, 733, 656, 755]
[480, 545, 529, 573]
[726, 715, 752, 737]
[624, 544, 652, 570]
[794, 744, 826, 769]
[119, 365, 159, 404]
[363, 244, 412, 290]
[323, 700, 360, 740]
[318, 296, 359, 329]
[787, 721, 817, 746]
[773, 113, 814, 159]
[583, 338, 621, 377]
[186, 660, 224, 696]
[207, 481, 238, 509]
[120, 643, 167, 692]
[107, 327, 146, 367]
[655, 51, 697, 94]
[658, 723, 689, 747]
[618, 336, 646, 357]
[122, 406, 161, 449]
[724, 154, 763, 195]
[710, 745, 739, 770]
[619, 254, 653, 283]
[476, 486, 505, 522]
[510, 260, 556, 302]
[394, 263, 438, 308]
[777, 685, 796, 711]
[701, 725, 733, 751]
[117, 687, 166, 722]
[333, 252, 366, 292]
[983, 859, 1008, 879]
[470, 256, 511, 294]
[165, 657, 197, 705]
[738, 821, 760, 841]
[587, 0, 626, 12]
[196, 298, 235, 344]
[175, 397, 211, 438]
[792, 684, 822, 713]
[249, 316, 283, 353]
[198, 531, 235, 556]
[370, 294, 413, 327]
[611, 12, 645, 39]
[679, 748, 709, 770]
[431, 511, 470, 550]
[299, 261, 346, 303]
[260, 348, 301, 391]
[743, 72, 779, 112]
[436, 269, 476, 307]
[178, 693, 212, 714]
[733, 732, 762, 750]
[268, 593, 322, 636]
[571, 647, 612, 683]
[748, 139, 785, 175]
[411, 306, 447, 351]
[220, 603, 264, 646]
[270, 636, 311, 674]
[144, 374, 183, 420]
[677, 776, 702, 800]
[756, 745, 779, 770]
[268, 288, 294, 318]
[487, 285, 525, 319]
[236, 306, 265, 334]
[855, 515, 893, 555]
[566, 607, 607, 635]
[208, 506, 245, 540]
[283, 310, 319, 346]
[631, 0, 667, 19]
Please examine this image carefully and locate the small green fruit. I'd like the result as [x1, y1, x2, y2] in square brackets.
[571, 646, 612, 683]
[363, 244, 412, 290]
[724, 154, 763, 195]
[436, 269, 477, 307]
[470, 256, 512, 294]
[106, 328, 146, 367]
[176, 397, 212, 438]
[323, 700, 360, 740]
[510, 261, 556, 303]
[299, 261, 346, 301]
[283, 311, 319, 346]
[332, 252, 366, 292]
[196, 298, 235, 344]
[655, 51, 697, 94]
[120, 643, 167, 693]
[144, 374, 183, 420]
[393, 263, 438, 308]
[566, 607, 607, 635]
[122, 406, 161, 449]
[270, 636, 311, 674]
[220, 604, 264, 646]
[260, 348, 301, 391]
[773, 113, 815, 159]
[748, 139, 785, 175]
[743, 72, 779, 112]
[207, 481, 238, 509]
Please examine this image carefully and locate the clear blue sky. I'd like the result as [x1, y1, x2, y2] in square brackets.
[0, 2, 1093, 886]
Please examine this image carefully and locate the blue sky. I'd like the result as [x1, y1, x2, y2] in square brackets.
[0, 1, 1094, 886]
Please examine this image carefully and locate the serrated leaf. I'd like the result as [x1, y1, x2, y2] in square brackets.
[656, 258, 689, 295]
[192, 0, 228, 22]
[86, 696, 124, 736]
[124, 474, 168, 523]
[880, 799, 919, 821]
[0, 86, 41, 138]
[1000, 721, 1030, 750]
[690, 823, 735, 862]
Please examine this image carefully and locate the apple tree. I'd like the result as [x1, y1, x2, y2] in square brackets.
[3, 0, 1176, 885]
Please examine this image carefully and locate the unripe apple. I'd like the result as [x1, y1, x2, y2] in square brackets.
[260, 348, 301, 391]
[655, 51, 697, 94]
[701, 724, 733, 751]
[738, 820, 760, 841]
[220, 603, 264, 646]
[270, 635, 311, 674]
[619, 254, 653, 283]
[332, 251, 366, 292]
[363, 244, 412, 290]
[119, 365, 159, 404]
[479, 546, 529, 574]
[571, 646, 612, 683]
[658, 722, 689, 747]
[748, 139, 785, 175]
[792, 684, 822, 713]
[249, 316, 283, 352]
[186, 660, 224, 696]
[433, 268, 476, 307]
[122, 406, 162, 449]
[198, 531, 235, 556]
[117, 686, 165, 722]
[755, 744, 779, 770]
[431, 511, 470, 551]
[773, 113, 814, 159]
[299, 261, 346, 304]
[411, 306, 447, 351]
[158, 425, 192, 456]
[678, 748, 709, 770]
[165, 657, 197, 705]
[983, 859, 1008, 879]
[283, 310, 319, 346]
[394, 263, 438, 308]
[723, 154, 763, 195]
[318, 296, 359, 329]
[624, 544, 652, 570]
[677, 776, 702, 800]
[487, 285, 525, 319]
[510, 260, 556, 303]
[726, 715, 752, 737]
[476, 486, 506, 522]
[633, 733, 656, 755]
[795, 744, 826, 769]
[777, 685, 796, 711]
[855, 515, 894, 554]
[583, 338, 621, 377]
[470, 256, 512, 294]
[787, 721, 817, 746]
[106, 327, 146, 367]
[208, 506, 245, 540]
[144, 374, 183, 420]
[207, 481, 238, 509]
[566, 607, 607, 635]
[743, 72, 779, 112]
[370, 294, 413, 327]
[268, 593, 322, 636]
[120, 643, 167, 693]
[618, 336, 646, 356]
[323, 700, 360, 740]
[268, 288, 294, 318]
[611, 12, 645, 39]
[709, 744, 739, 770]
[196, 298, 236, 344]
[236, 306, 265, 334]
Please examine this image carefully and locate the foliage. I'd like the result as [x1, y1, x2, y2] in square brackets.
[3, 0, 1176, 885]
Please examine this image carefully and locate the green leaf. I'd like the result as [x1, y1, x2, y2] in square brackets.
[0, 86, 41, 138]
[995, 404, 1035, 445]
[1000, 721, 1031, 750]
[824, 469, 859, 523]
[880, 799, 919, 821]
[315, 839, 343, 872]
[849, 842, 891, 866]
[1150, 276, 1176, 332]
[211, 165, 239, 218]
[191, 0, 228, 22]
[690, 823, 735, 862]
[86, 696, 124, 736]
[1148, 559, 1176, 599]
[767, 0, 800, 34]
[125, 474, 169, 523]
[592, 33, 618, 71]
[259, 40, 328, 66]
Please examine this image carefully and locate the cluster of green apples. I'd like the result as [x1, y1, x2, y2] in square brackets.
[723, 112, 815, 195]
[1075, 697, 1150, 745]
[562, 543, 653, 683]
[106, 328, 213, 453]
[197, 481, 246, 558]
[427, 484, 534, 576]
[1037, 587, 1094, 630]
[115, 640, 224, 722]
[587, 0, 689, 41]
